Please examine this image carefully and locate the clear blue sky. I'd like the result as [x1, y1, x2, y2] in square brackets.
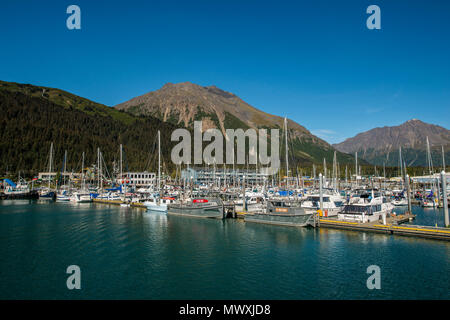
[1, 0, 449, 144]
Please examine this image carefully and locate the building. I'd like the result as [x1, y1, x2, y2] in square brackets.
[38, 172, 80, 181]
[120, 172, 156, 187]
[181, 167, 271, 185]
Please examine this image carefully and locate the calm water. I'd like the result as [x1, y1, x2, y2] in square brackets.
[0, 201, 449, 300]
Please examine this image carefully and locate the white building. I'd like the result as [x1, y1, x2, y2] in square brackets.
[120, 172, 156, 187]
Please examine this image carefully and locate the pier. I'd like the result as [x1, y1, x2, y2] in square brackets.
[319, 213, 450, 241]
[92, 198, 147, 209]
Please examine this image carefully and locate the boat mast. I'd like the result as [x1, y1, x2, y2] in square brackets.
[100, 151, 103, 191]
[48, 142, 53, 189]
[284, 117, 289, 187]
[120, 144, 123, 192]
[97, 147, 100, 190]
[442, 145, 446, 171]
[81, 151, 85, 191]
[158, 130, 161, 193]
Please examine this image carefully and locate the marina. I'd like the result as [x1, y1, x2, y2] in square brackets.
[0, 200, 448, 300]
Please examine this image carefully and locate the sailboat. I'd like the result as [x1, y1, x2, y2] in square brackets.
[392, 147, 408, 206]
[70, 152, 92, 203]
[56, 150, 71, 201]
[144, 131, 174, 212]
[420, 137, 438, 208]
[39, 142, 56, 201]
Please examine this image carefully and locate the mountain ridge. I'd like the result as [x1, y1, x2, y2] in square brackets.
[333, 119, 450, 167]
[114, 81, 356, 165]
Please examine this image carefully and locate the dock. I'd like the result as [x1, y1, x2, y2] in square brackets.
[319, 214, 450, 241]
[92, 198, 147, 209]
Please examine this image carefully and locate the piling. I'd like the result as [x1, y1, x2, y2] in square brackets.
[318, 173, 323, 227]
[441, 171, 449, 227]
[406, 174, 412, 214]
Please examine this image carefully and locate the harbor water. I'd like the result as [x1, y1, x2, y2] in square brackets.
[0, 201, 449, 299]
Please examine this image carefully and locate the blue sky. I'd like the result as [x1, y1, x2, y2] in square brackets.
[1, 0, 449, 144]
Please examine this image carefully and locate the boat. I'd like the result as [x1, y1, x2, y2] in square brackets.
[56, 190, 71, 201]
[392, 197, 408, 206]
[234, 195, 265, 213]
[1, 178, 38, 200]
[70, 152, 92, 203]
[244, 199, 315, 227]
[39, 142, 56, 201]
[301, 192, 344, 217]
[421, 197, 437, 208]
[338, 191, 393, 223]
[96, 191, 121, 201]
[144, 196, 176, 213]
[38, 187, 56, 201]
[70, 192, 91, 203]
[167, 198, 223, 219]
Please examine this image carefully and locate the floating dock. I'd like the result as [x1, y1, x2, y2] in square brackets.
[92, 198, 146, 209]
[319, 214, 450, 241]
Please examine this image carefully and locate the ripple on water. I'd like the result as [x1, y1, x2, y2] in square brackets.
[0, 202, 449, 299]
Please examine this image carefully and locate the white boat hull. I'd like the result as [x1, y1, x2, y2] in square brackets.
[144, 202, 168, 213]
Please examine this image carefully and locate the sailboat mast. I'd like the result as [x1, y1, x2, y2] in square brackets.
[442, 145, 446, 171]
[81, 151, 85, 190]
[63, 150, 67, 187]
[120, 144, 123, 190]
[158, 130, 161, 192]
[97, 147, 100, 189]
[284, 117, 288, 184]
[100, 151, 103, 191]
[48, 142, 53, 189]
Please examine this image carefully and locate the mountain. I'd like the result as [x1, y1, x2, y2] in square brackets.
[0, 81, 179, 175]
[333, 119, 450, 167]
[115, 82, 356, 165]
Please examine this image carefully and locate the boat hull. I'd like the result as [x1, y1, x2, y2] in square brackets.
[244, 212, 314, 227]
[167, 204, 223, 219]
[145, 203, 168, 213]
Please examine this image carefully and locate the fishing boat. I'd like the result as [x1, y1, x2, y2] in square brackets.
[2, 178, 30, 196]
[244, 199, 315, 227]
[0, 178, 38, 200]
[244, 117, 315, 227]
[167, 198, 223, 219]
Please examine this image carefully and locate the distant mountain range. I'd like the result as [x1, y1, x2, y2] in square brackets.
[114, 81, 355, 166]
[333, 119, 450, 167]
[8, 79, 448, 175]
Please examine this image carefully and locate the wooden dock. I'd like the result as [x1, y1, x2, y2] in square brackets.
[319, 214, 450, 241]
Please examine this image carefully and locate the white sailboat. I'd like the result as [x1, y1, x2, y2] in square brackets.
[70, 152, 92, 203]
[39, 142, 56, 201]
[56, 150, 71, 201]
[144, 131, 171, 212]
